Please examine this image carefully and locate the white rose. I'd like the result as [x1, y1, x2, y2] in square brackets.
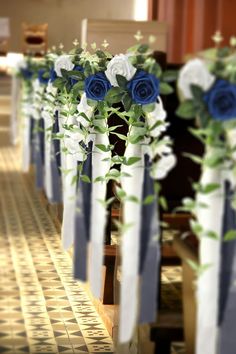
[64, 127, 85, 161]
[178, 58, 215, 99]
[151, 154, 176, 180]
[77, 93, 94, 128]
[146, 97, 168, 138]
[105, 54, 136, 86]
[54, 55, 74, 77]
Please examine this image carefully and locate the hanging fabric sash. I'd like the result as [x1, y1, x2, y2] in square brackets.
[62, 93, 94, 250]
[34, 118, 45, 189]
[139, 154, 160, 324]
[21, 90, 33, 172]
[42, 83, 60, 203]
[218, 180, 236, 354]
[10, 76, 20, 145]
[74, 141, 93, 281]
[119, 131, 144, 343]
[89, 122, 111, 298]
[196, 158, 225, 354]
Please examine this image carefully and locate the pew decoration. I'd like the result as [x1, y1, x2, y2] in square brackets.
[17, 41, 177, 344]
[177, 39, 236, 354]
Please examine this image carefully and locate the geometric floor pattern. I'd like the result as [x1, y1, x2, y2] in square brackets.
[0, 126, 114, 353]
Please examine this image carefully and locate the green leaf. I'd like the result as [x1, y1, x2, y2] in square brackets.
[87, 99, 98, 108]
[116, 187, 126, 199]
[116, 74, 128, 88]
[110, 132, 128, 141]
[142, 103, 155, 113]
[95, 144, 111, 152]
[176, 100, 196, 119]
[67, 70, 84, 79]
[80, 175, 91, 183]
[126, 195, 140, 203]
[183, 152, 203, 164]
[137, 44, 149, 53]
[61, 68, 70, 78]
[161, 70, 178, 82]
[94, 176, 106, 183]
[96, 50, 107, 58]
[105, 87, 124, 104]
[217, 47, 231, 58]
[224, 230, 236, 242]
[131, 104, 143, 119]
[200, 183, 220, 194]
[147, 62, 162, 77]
[186, 259, 212, 277]
[122, 93, 133, 112]
[52, 78, 65, 89]
[124, 157, 141, 166]
[190, 84, 204, 102]
[159, 82, 174, 95]
[159, 196, 168, 210]
[143, 194, 155, 205]
[72, 81, 84, 92]
[204, 230, 219, 240]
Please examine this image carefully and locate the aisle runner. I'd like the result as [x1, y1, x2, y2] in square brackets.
[0, 137, 113, 353]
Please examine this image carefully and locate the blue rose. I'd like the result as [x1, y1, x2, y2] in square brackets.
[127, 70, 159, 105]
[85, 72, 111, 101]
[38, 68, 49, 85]
[204, 79, 236, 120]
[21, 67, 33, 80]
[49, 67, 57, 82]
[70, 65, 84, 86]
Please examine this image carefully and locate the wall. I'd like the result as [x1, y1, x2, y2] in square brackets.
[149, 0, 236, 63]
[1, 0, 146, 52]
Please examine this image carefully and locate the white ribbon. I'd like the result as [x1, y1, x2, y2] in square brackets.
[119, 127, 145, 343]
[61, 93, 94, 250]
[195, 150, 232, 354]
[42, 83, 58, 201]
[89, 121, 111, 297]
[21, 102, 32, 172]
[21, 82, 34, 172]
[10, 76, 21, 145]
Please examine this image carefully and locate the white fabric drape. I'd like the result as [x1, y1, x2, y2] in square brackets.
[62, 93, 94, 250]
[119, 129, 145, 343]
[10, 76, 21, 145]
[196, 161, 224, 354]
[89, 124, 111, 298]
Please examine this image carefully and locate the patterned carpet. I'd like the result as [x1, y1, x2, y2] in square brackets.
[0, 111, 185, 354]
[0, 123, 114, 353]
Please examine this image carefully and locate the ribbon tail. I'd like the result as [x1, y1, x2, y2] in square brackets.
[89, 133, 110, 298]
[10, 76, 20, 145]
[218, 181, 236, 354]
[196, 165, 224, 354]
[61, 153, 77, 250]
[139, 155, 160, 323]
[74, 142, 93, 281]
[119, 142, 144, 343]
[22, 114, 31, 172]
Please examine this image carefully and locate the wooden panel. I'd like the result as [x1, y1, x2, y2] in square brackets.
[149, 0, 236, 63]
[218, 0, 236, 46]
[81, 19, 168, 55]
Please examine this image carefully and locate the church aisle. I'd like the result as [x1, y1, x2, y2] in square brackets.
[0, 127, 114, 353]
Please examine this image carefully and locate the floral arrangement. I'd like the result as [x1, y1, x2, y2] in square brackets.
[177, 42, 236, 240]
[17, 37, 177, 344]
[177, 33, 236, 354]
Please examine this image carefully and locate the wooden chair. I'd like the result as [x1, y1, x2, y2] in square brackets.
[22, 23, 48, 56]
